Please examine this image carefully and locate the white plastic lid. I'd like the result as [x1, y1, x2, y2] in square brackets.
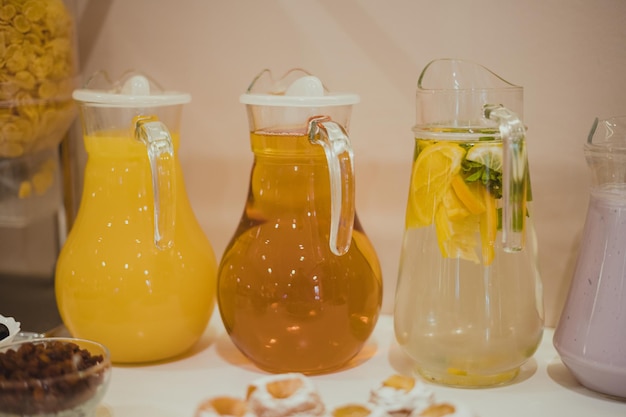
[240, 75, 359, 107]
[73, 74, 190, 107]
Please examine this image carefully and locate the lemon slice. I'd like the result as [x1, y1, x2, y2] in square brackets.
[442, 185, 470, 221]
[450, 174, 485, 215]
[465, 142, 503, 172]
[435, 204, 480, 264]
[406, 142, 466, 228]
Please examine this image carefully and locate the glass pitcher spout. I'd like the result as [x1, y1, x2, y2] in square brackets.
[417, 59, 524, 126]
[585, 116, 626, 189]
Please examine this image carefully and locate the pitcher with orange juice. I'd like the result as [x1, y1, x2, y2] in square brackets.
[55, 71, 217, 363]
[394, 59, 544, 387]
[217, 69, 383, 374]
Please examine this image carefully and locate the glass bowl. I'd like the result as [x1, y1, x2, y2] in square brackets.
[0, 337, 111, 417]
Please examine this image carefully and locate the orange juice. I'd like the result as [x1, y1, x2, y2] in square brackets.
[218, 131, 383, 374]
[55, 131, 217, 363]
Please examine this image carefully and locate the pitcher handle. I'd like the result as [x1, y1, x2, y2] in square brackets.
[483, 104, 527, 252]
[308, 116, 355, 256]
[135, 117, 176, 250]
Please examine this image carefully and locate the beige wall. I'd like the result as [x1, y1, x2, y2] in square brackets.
[74, 0, 626, 327]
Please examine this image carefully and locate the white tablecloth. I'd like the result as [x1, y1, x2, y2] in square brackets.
[100, 314, 625, 417]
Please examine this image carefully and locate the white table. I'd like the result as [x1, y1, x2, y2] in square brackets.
[100, 314, 626, 417]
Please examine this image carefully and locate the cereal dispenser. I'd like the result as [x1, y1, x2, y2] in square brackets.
[0, 0, 78, 330]
[0, 0, 77, 256]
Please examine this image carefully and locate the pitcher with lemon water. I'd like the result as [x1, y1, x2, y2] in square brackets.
[394, 59, 544, 387]
[55, 71, 217, 363]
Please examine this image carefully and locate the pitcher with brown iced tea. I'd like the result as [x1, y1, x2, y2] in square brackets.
[217, 69, 382, 374]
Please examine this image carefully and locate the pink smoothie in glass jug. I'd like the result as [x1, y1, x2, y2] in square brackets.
[554, 116, 626, 399]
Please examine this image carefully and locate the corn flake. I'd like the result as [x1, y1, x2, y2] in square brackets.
[11, 13, 29, 33]
[0, 4, 16, 22]
[23, 1, 45, 23]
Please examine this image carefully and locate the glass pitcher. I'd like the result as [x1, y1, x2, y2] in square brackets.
[394, 59, 544, 387]
[553, 116, 626, 399]
[217, 69, 383, 374]
[55, 71, 218, 363]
